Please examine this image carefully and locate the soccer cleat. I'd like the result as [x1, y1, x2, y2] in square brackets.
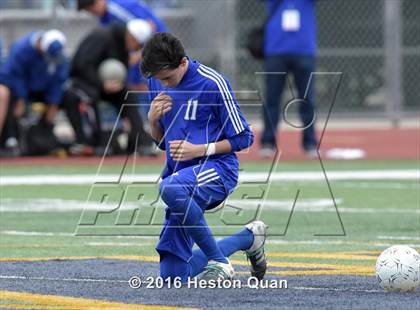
[245, 221, 268, 280]
[197, 259, 235, 282]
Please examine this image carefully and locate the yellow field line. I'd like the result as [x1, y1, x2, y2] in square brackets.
[0, 255, 375, 272]
[0, 255, 160, 262]
[248, 261, 373, 273]
[0, 304, 59, 310]
[237, 269, 374, 276]
[0, 291, 199, 310]
[0, 255, 375, 277]
[267, 252, 377, 261]
[103, 255, 159, 262]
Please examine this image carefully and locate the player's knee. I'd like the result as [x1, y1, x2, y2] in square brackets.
[159, 178, 187, 211]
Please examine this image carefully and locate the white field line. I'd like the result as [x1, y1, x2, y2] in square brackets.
[1, 198, 419, 215]
[0, 230, 157, 239]
[377, 236, 420, 241]
[86, 242, 153, 247]
[2, 231, 419, 248]
[0, 230, 74, 236]
[0, 275, 389, 293]
[0, 170, 419, 185]
[306, 181, 419, 190]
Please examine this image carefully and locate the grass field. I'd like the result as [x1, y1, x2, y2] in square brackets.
[1, 159, 419, 309]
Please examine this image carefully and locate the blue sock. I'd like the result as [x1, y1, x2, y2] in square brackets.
[182, 202, 228, 264]
[160, 252, 190, 282]
[188, 228, 254, 277]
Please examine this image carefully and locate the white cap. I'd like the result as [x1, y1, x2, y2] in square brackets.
[127, 19, 153, 44]
[40, 29, 66, 56]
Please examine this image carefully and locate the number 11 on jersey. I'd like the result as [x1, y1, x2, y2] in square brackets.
[185, 98, 198, 120]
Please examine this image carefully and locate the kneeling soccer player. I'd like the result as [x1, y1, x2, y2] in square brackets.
[142, 33, 267, 282]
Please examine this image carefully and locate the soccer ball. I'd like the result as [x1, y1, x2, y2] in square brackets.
[98, 58, 127, 83]
[375, 245, 420, 292]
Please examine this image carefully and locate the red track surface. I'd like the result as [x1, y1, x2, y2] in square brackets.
[0, 128, 418, 166]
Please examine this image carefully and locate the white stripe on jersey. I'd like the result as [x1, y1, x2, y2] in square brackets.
[107, 1, 136, 22]
[197, 168, 215, 178]
[197, 171, 218, 183]
[199, 65, 244, 133]
[198, 176, 220, 187]
[197, 67, 239, 133]
[198, 65, 244, 133]
[197, 66, 244, 134]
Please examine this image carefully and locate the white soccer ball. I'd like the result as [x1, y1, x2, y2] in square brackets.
[98, 58, 127, 83]
[375, 245, 420, 292]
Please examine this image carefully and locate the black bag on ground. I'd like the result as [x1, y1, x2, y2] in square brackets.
[246, 0, 284, 60]
[24, 120, 59, 156]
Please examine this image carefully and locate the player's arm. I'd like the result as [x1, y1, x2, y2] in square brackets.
[170, 78, 254, 161]
[169, 129, 254, 161]
[44, 62, 67, 124]
[147, 91, 172, 144]
[8, 48, 29, 102]
[169, 139, 232, 161]
[7, 48, 30, 117]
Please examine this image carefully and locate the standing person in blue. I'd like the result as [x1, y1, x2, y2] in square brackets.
[0, 30, 67, 154]
[142, 32, 268, 282]
[77, 0, 167, 91]
[260, 0, 318, 158]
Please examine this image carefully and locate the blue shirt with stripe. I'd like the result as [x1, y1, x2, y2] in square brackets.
[100, 0, 167, 32]
[148, 60, 252, 190]
[264, 0, 316, 56]
[0, 32, 67, 104]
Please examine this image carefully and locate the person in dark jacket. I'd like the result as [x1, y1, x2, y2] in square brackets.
[0, 30, 67, 154]
[62, 20, 154, 155]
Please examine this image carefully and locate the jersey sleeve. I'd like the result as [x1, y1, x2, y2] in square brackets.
[7, 46, 29, 99]
[212, 78, 250, 138]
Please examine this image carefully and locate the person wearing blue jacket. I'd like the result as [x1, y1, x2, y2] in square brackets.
[260, 0, 318, 158]
[77, 0, 167, 90]
[0, 30, 67, 152]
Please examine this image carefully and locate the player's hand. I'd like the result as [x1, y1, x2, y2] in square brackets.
[148, 92, 172, 123]
[103, 80, 124, 93]
[169, 140, 205, 161]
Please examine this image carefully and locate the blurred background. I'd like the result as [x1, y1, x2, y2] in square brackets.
[0, 0, 419, 160]
[1, 0, 418, 121]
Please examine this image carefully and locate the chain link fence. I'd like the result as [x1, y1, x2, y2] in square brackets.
[238, 0, 419, 118]
[1, 0, 419, 120]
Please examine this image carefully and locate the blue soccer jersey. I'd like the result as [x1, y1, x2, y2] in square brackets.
[148, 59, 252, 190]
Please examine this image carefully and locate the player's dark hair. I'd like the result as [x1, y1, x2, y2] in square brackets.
[141, 32, 186, 78]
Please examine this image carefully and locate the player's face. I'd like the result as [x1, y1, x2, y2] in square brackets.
[153, 60, 188, 88]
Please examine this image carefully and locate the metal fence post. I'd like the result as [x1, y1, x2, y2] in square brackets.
[384, 0, 403, 127]
[219, 0, 237, 85]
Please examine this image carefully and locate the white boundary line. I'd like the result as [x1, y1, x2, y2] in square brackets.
[1, 170, 419, 185]
[1, 198, 419, 214]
